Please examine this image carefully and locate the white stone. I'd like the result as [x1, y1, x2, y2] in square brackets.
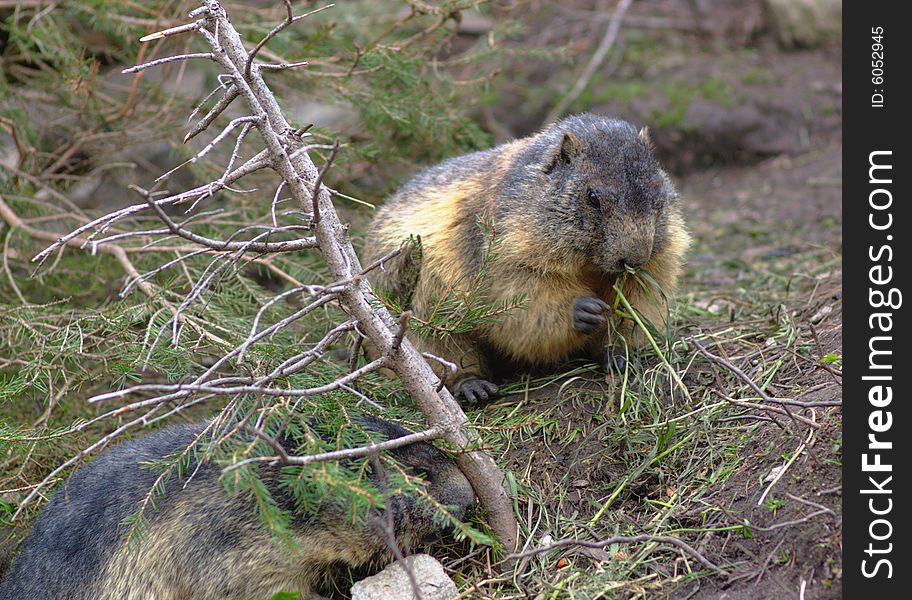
[350, 554, 457, 600]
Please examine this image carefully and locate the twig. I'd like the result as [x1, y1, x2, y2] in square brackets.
[694, 338, 811, 435]
[258, 61, 309, 71]
[225, 424, 445, 471]
[187, 115, 261, 163]
[245, 0, 293, 78]
[348, 329, 365, 372]
[185, 84, 241, 143]
[379, 475, 425, 600]
[505, 533, 728, 576]
[140, 21, 201, 42]
[692, 338, 772, 402]
[0, 195, 157, 300]
[90, 356, 389, 405]
[12, 406, 165, 520]
[808, 322, 843, 383]
[757, 420, 815, 507]
[136, 185, 318, 253]
[785, 492, 836, 516]
[390, 310, 412, 353]
[753, 537, 785, 584]
[309, 140, 341, 225]
[422, 352, 458, 391]
[358, 244, 404, 278]
[121, 52, 214, 74]
[710, 390, 820, 430]
[31, 151, 271, 265]
[714, 494, 835, 534]
[244, 2, 335, 77]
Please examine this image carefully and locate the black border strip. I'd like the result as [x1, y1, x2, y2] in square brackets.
[843, 3, 910, 596]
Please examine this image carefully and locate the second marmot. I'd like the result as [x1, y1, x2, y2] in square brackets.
[0, 417, 474, 599]
[364, 113, 691, 404]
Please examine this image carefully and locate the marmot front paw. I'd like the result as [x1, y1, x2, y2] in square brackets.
[572, 296, 609, 334]
[454, 378, 499, 405]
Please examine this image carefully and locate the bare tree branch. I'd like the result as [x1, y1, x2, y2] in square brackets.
[15, 0, 521, 553]
[226, 424, 446, 472]
[121, 52, 215, 74]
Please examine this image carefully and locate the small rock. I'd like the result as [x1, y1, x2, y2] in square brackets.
[764, 465, 785, 483]
[350, 554, 458, 600]
[764, 0, 841, 49]
[810, 304, 833, 324]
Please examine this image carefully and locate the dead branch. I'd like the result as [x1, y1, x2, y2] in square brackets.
[506, 533, 728, 576]
[12, 0, 520, 554]
[758, 420, 816, 507]
[227, 424, 446, 472]
[31, 150, 271, 266]
[136, 185, 318, 253]
[12, 405, 167, 520]
[391, 310, 412, 353]
[189, 0, 519, 550]
[186, 84, 240, 143]
[0, 194, 157, 300]
[694, 338, 813, 436]
[122, 52, 215, 73]
[709, 390, 821, 430]
[139, 22, 201, 42]
[713, 493, 835, 534]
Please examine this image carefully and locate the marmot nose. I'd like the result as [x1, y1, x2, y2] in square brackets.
[620, 256, 646, 269]
[621, 244, 653, 270]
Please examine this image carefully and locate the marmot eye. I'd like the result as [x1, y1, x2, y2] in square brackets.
[587, 188, 600, 209]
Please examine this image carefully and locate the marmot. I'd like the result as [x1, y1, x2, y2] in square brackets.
[0, 417, 474, 600]
[364, 114, 691, 404]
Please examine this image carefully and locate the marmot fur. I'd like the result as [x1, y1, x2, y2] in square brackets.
[364, 114, 691, 403]
[0, 417, 474, 599]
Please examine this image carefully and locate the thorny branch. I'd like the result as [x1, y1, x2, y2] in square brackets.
[32, 149, 272, 266]
[10, 0, 520, 553]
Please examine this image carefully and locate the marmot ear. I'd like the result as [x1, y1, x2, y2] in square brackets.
[559, 132, 583, 164]
[638, 126, 651, 145]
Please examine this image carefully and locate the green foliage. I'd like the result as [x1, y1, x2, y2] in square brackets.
[764, 496, 784, 513]
[343, 46, 492, 164]
[1, 1, 503, 198]
[820, 352, 842, 367]
[396, 218, 527, 342]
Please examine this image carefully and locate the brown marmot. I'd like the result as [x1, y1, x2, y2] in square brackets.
[363, 114, 691, 404]
[0, 417, 474, 599]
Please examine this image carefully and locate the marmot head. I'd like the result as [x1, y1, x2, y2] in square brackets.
[516, 114, 679, 274]
[357, 416, 475, 550]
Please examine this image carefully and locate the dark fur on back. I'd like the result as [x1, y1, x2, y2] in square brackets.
[0, 418, 474, 600]
[0, 424, 203, 599]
